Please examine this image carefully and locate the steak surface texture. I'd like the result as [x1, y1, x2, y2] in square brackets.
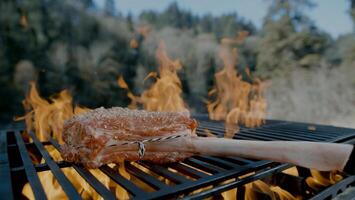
[61, 107, 197, 168]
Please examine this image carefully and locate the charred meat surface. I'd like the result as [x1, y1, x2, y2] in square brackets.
[61, 107, 197, 168]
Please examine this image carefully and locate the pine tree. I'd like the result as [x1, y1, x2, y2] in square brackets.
[104, 0, 115, 16]
[256, 0, 330, 78]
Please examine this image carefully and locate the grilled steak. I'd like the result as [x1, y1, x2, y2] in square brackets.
[61, 107, 197, 168]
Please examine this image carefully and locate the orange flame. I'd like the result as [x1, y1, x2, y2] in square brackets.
[129, 39, 139, 48]
[15, 82, 88, 143]
[306, 170, 343, 191]
[16, 83, 132, 200]
[244, 180, 300, 200]
[207, 35, 267, 138]
[119, 41, 189, 113]
[208, 33, 284, 199]
[18, 41, 190, 199]
[16, 35, 337, 199]
[20, 13, 28, 28]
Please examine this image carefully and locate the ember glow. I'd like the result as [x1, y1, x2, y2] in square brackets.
[207, 34, 267, 138]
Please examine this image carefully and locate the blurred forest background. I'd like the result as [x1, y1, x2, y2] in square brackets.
[1, 0, 355, 127]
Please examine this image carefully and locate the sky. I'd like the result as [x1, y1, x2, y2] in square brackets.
[95, 0, 353, 38]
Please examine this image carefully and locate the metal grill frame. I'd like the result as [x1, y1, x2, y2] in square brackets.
[1, 116, 355, 200]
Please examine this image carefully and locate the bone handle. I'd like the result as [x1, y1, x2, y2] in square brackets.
[188, 137, 353, 171]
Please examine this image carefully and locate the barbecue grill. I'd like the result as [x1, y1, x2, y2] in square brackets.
[1, 116, 355, 200]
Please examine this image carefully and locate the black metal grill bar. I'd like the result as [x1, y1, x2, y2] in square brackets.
[194, 156, 239, 170]
[328, 134, 355, 143]
[8, 141, 52, 148]
[199, 124, 319, 141]
[192, 116, 288, 128]
[100, 165, 148, 198]
[256, 120, 290, 128]
[183, 157, 224, 174]
[240, 128, 327, 141]
[260, 123, 355, 143]
[14, 131, 47, 200]
[125, 162, 168, 190]
[184, 163, 292, 200]
[49, 138, 117, 200]
[145, 160, 273, 199]
[260, 126, 343, 138]
[3, 118, 355, 200]
[27, 131, 82, 200]
[71, 165, 117, 200]
[309, 175, 355, 200]
[197, 119, 286, 129]
[202, 122, 346, 141]
[275, 122, 355, 132]
[264, 123, 354, 136]
[199, 119, 352, 138]
[247, 128, 331, 141]
[196, 129, 251, 140]
[199, 122, 330, 141]
[198, 124, 310, 141]
[139, 162, 190, 184]
[197, 118, 353, 136]
[216, 156, 254, 165]
[182, 118, 355, 199]
[166, 163, 209, 179]
[11, 161, 71, 173]
[0, 131, 13, 200]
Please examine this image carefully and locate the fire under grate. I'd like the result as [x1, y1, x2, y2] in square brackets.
[1, 116, 355, 200]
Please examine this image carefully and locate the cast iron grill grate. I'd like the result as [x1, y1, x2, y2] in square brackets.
[1, 116, 355, 200]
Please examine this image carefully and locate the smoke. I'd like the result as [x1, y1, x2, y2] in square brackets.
[266, 63, 355, 128]
[140, 27, 219, 112]
[94, 15, 132, 41]
[14, 60, 36, 92]
[47, 17, 355, 127]
[188, 33, 218, 95]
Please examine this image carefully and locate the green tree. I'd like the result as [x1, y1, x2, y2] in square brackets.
[256, 0, 330, 78]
